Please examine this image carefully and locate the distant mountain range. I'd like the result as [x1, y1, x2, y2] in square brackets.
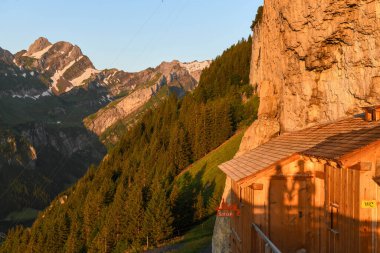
[8, 37, 210, 95]
[0, 37, 210, 232]
[2, 37, 210, 143]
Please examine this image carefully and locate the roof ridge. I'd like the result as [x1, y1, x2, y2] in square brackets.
[281, 115, 371, 135]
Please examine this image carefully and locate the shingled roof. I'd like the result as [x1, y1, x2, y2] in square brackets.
[219, 116, 380, 182]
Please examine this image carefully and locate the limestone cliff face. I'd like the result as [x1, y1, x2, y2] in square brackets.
[239, 0, 380, 154]
[214, 1, 380, 252]
[84, 79, 165, 135]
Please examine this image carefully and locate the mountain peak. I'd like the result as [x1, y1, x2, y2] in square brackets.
[27, 37, 52, 56]
[179, 60, 211, 81]
[0, 47, 15, 65]
[16, 37, 98, 94]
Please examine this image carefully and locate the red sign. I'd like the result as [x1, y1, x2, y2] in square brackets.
[216, 198, 240, 217]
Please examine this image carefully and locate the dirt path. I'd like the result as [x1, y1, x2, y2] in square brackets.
[144, 243, 185, 253]
[145, 242, 212, 253]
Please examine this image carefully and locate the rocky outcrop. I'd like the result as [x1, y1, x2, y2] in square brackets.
[156, 61, 198, 92]
[240, 0, 380, 154]
[84, 79, 165, 135]
[0, 131, 36, 169]
[215, 1, 380, 252]
[237, 118, 280, 155]
[24, 37, 52, 57]
[20, 123, 104, 159]
[180, 60, 211, 82]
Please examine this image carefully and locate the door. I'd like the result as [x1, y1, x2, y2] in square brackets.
[269, 176, 311, 252]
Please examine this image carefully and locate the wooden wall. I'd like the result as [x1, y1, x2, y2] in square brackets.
[229, 143, 380, 253]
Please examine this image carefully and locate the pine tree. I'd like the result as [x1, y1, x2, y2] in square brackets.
[194, 193, 207, 221]
[143, 181, 174, 245]
[125, 183, 144, 247]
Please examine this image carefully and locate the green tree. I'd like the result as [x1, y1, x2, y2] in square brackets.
[143, 181, 174, 245]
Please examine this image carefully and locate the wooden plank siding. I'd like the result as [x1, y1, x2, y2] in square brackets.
[221, 116, 380, 253]
[227, 143, 380, 253]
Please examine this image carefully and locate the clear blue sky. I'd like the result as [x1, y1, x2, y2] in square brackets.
[1, 0, 263, 72]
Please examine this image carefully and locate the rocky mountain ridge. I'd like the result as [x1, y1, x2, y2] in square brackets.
[12, 37, 210, 97]
[7, 38, 210, 140]
[83, 60, 210, 138]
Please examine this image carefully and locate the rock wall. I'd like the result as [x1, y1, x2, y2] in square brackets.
[84, 80, 165, 135]
[214, 1, 380, 252]
[212, 178, 231, 253]
[240, 0, 380, 154]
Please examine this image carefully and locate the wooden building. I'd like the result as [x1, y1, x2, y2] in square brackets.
[219, 109, 380, 253]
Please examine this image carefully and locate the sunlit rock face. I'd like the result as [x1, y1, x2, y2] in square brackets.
[214, 1, 380, 252]
[240, 0, 380, 155]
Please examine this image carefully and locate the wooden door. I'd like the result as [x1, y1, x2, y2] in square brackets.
[269, 177, 311, 252]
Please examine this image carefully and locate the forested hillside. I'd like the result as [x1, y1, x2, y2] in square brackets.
[0, 36, 258, 253]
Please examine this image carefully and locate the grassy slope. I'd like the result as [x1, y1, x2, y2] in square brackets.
[169, 216, 216, 253]
[170, 131, 244, 253]
[3, 208, 39, 222]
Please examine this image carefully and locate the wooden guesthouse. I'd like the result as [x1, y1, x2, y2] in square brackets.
[219, 107, 380, 253]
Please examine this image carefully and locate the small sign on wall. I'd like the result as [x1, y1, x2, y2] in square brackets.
[361, 200, 377, 208]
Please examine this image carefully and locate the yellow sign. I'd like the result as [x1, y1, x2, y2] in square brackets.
[361, 200, 377, 208]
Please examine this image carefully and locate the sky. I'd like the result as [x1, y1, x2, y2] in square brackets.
[0, 0, 263, 72]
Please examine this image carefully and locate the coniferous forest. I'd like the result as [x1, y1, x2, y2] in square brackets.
[0, 36, 258, 253]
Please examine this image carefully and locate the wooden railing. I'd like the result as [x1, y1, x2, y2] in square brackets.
[252, 223, 282, 253]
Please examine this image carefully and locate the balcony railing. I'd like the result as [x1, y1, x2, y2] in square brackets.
[252, 223, 282, 253]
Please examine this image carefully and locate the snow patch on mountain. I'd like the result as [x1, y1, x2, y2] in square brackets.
[42, 89, 52, 97]
[11, 89, 52, 100]
[51, 56, 83, 91]
[71, 67, 99, 87]
[27, 45, 53, 59]
[103, 70, 117, 85]
[180, 60, 211, 73]
[179, 60, 211, 81]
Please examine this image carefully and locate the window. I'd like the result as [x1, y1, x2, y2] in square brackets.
[376, 159, 380, 177]
[238, 187, 245, 209]
[329, 203, 339, 234]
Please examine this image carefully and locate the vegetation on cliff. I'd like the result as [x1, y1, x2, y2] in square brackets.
[251, 5, 263, 30]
